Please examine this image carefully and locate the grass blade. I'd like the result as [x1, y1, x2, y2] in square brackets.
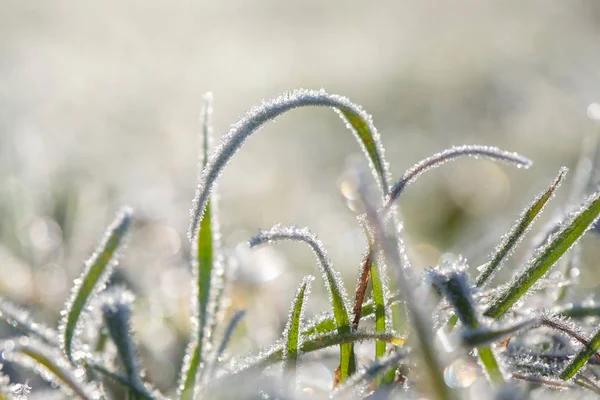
[59, 207, 133, 363]
[249, 224, 356, 382]
[2, 338, 101, 400]
[332, 349, 408, 398]
[384, 145, 532, 212]
[0, 299, 58, 346]
[101, 289, 153, 399]
[430, 268, 504, 384]
[484, 189, 600, 319]
[283, 276, 313, 389]
[559, 328, 600, 380]
[301, 294, 401, 337]
[179, 93, 226, 400]
[476, 167, 568, 287]
[226, 330, 405, 378]
[188, 89, 393, 242]
[206, 310, 246, 379]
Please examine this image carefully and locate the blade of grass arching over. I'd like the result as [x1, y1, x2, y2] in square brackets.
[3, 338, 102, 400]
[484, 189, 600, 319]
[249, 225, 356, 382]
[476, 167, 568, 288]
[188, 89, 395, 242]
[59, 207, 132, 364]
[283, 277, 313, 389]
[179, 93, 225, 400]
[560, 328, 600, 380]
[383, 145, 532, 212]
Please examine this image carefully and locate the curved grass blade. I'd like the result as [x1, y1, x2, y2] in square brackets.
[283, 277, 313, 390]
[179, 93, 227, 400]
[0, 299, 58, 346]
[249, 224, 356, 382]
[384, 145, 532, 212]
[476, 167, 568, 288]
[484, 189, 600, 319]
[188, 89, 393, 242]
[559, 328, 600, 380]
[59, 207, 133, 363]
[2, 338, 101, 400]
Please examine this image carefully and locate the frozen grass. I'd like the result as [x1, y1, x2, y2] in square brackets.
[2, 90, 600, 399]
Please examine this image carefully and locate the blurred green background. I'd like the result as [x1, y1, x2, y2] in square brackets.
[2, 0, 600, 395]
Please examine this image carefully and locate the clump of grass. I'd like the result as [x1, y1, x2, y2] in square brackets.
[2, 89, 600, 399]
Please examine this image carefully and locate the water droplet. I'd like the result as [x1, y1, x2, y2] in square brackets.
[444, 358, 477, 388]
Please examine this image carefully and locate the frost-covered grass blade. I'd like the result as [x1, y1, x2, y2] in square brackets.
[430, 268, 504, 384]
[476, 167, 568, 287]
[0, 299, 57, 346]
[249, 224, 356, 382]
[484, 189, 600, 319]
[101, 288, 153, 399]
[188, 89, 394, 242]
[559, 328, 600, 380]
[59, 207, 133, 363]
[283, 276, 313, 389]
[2, 338, 101, 400]
[384, 145, 532, 211]
[179, 93, 226, 400]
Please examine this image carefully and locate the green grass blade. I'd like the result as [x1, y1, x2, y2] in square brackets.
[384, 145, 532, 212]
[249, 225, 356, 382]
[3, 338, 102, 400]
[227, 330, 405, 377]
[301, 294, 401, 337]
[559, 328, 600, 380]
[179, 92, 224, 400]
[476, 167, 567, 287]
[370, 260, 387, 359]
[188, 89, 393, 242]
[59, 207, 133, 363]
[283, 276, 313, 389]
[484, 189, 600, 319]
